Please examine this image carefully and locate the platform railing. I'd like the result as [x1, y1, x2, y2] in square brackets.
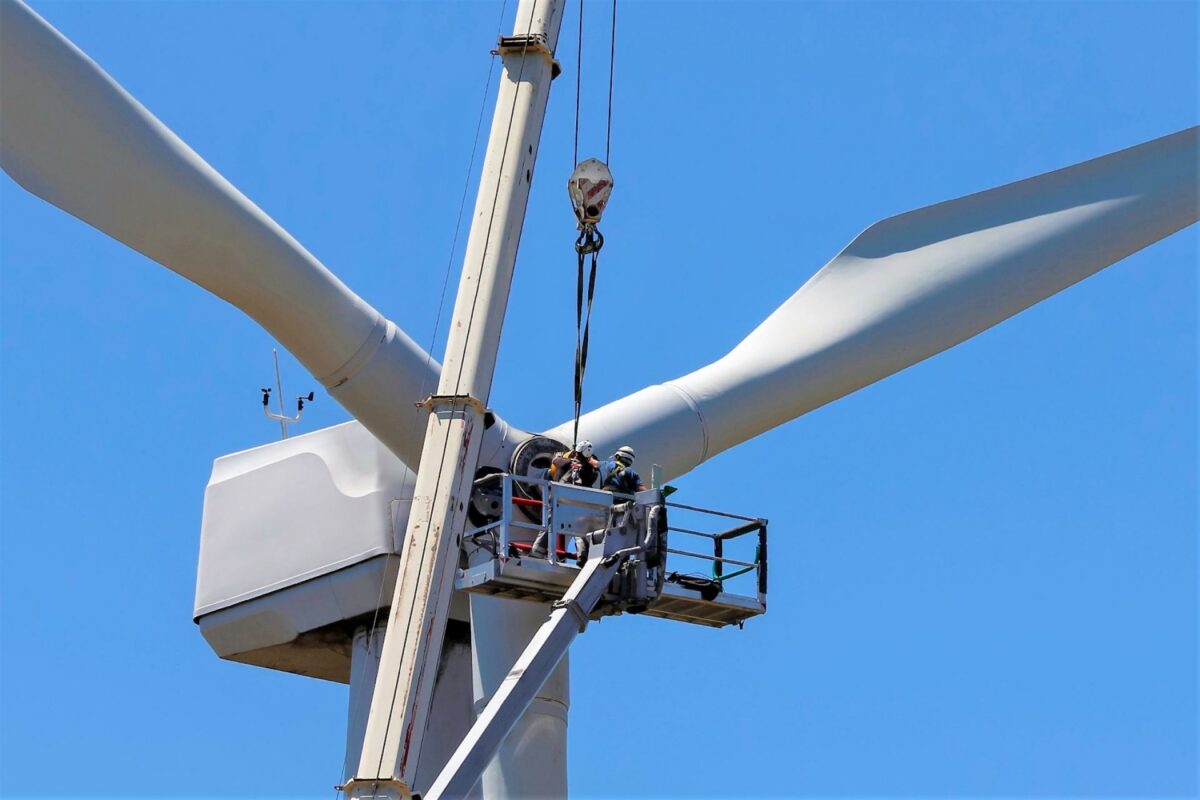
[464, 473, 591, 567]
[662, 501, 768, 607]
[462, 473, 767, 605]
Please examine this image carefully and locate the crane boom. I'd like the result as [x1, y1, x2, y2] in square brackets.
[344, 2, 566, 796]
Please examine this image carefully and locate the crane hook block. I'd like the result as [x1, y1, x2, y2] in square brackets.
[567, 159, 613, 228]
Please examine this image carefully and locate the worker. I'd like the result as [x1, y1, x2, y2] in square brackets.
[533, 440, 599, 559]
[599, 445, 646, 496]
[547, 440, 600, 488]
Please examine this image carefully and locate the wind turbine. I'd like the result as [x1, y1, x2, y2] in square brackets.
[0, 3, 1195, 796]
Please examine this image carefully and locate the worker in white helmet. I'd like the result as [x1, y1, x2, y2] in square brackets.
[599, 445, 646, 496]
[547, 439, 599, 488]
[534, 440, 599, 560]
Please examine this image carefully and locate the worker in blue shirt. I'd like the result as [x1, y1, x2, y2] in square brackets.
[599, 445, 646, 496]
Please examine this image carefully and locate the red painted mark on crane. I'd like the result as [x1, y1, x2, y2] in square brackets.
[399, 614, 439, 774]
[458, 422, 474, 473]
[584, 180, 609, 200]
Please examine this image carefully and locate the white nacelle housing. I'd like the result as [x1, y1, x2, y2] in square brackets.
[194, 421, 416, 682]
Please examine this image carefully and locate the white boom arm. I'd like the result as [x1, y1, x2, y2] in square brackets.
[428, 489, 666, 800]
[428, 552, 620, 800]
[345, 2, 565, 796]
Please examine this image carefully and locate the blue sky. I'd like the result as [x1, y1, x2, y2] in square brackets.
[0, 1, 1196, 798]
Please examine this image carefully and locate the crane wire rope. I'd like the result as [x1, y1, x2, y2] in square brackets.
[571, 0, 616, 168]
[367, 0, 542, 788]
[570, 0, 617, 449]
[573, 0, 583, 169]
[606, 0, 616, 164]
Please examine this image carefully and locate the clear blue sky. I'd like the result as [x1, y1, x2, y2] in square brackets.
[1, 1, 1196, 797]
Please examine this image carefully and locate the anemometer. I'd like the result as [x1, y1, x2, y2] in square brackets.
[260, 348, 314, 439]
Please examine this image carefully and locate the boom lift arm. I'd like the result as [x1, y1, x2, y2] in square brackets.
[427, 490, 668, 800]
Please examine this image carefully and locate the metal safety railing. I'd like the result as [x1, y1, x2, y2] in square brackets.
[463, 473, 612, 567]
[662, 500, 768, 607]
[462, 473, 768, 607]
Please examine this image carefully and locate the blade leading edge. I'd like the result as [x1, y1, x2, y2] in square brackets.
[0, 0, 438, 465]
[554, 127, 1199, 479]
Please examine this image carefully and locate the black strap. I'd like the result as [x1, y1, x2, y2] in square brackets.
[573, 247, 585, 447]
[572, 227, 602, 447]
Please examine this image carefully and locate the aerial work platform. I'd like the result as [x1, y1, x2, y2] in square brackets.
[456, 473, 768, 629]
[428, 476, 768, 799]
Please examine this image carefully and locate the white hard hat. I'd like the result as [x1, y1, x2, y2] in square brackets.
[614, 445, 635, 464]
[576, 440, 594, 459]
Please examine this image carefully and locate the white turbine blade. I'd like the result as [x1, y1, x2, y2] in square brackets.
[554, 127, 1199, 479]
[0, 0, 437, 464]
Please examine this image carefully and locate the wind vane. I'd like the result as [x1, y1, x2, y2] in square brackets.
[260, 348, 314, 439]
